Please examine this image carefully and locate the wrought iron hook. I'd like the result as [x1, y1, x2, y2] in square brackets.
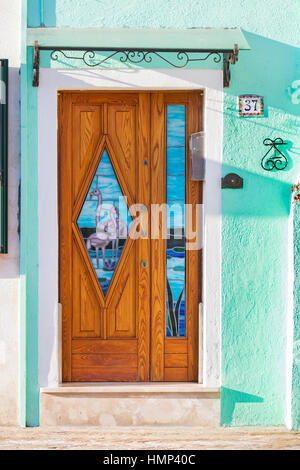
[261, 137, 288, 171]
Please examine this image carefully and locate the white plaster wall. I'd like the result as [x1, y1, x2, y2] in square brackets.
[0, 0, 21, 424]
[38, 68, 222, 388]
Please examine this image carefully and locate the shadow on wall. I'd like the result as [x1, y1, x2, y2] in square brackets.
[28, 0, 56, 27]
[227, 31, 300, 120]
[221, 163, 293, 218]
[221, 387, 264, 426]
[201, 157, 294, 218]
[220, 31, 299, 426]
[219, 31, 300, 219]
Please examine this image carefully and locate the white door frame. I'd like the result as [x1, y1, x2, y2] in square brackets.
[38, 67, 223, 388]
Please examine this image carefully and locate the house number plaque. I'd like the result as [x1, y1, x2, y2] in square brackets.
[238, 94, 264, 117]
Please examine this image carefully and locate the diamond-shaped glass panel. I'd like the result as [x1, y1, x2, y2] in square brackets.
[77, 149, 132, 296]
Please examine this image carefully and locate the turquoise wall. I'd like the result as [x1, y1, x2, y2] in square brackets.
[293, 206, 300, 430]
[25, 0, 300, 427]
[21, 0, 40, 426]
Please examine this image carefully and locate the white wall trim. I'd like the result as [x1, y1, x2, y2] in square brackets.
[38, 68, 223, 387]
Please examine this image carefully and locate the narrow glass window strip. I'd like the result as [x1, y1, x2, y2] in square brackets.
[166, 105, 186, 337]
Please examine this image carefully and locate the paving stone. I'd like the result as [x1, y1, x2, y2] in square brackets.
[0, 426, 299, 450]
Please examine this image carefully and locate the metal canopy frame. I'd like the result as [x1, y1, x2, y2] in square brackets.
[32, 41, 239, 88]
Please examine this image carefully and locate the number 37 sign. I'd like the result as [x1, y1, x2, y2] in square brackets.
[238, 94, 264, 117]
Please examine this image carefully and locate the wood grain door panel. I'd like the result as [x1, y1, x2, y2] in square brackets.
[59, 91, 202, 382]
[72, 105, 103, 202]
[72, 239, 103, 338]
[59, 92, 150, 382]
[150, 92, 202, 382]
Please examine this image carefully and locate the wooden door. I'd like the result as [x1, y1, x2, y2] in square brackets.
[150, 92, 202, 382]
[59, 91, 202, 382]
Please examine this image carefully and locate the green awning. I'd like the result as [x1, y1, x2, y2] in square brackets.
[28, 27, 250, 88]
[27, 27, 250, 51]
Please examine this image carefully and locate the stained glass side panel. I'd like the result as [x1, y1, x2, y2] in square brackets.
[77, 149, 132, 296]
[166, 105, 186, 337]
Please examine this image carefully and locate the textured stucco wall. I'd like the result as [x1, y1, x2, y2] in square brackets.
[221, 33, 300, 426]
[292, 205, 300, 429]
[0, 0, 21, 425]
[26, 0, 300, 427]
[28, 0, 300, 45]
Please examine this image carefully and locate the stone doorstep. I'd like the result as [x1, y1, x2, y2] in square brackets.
[40, 383, 220, 426]
[40, 382, 220, 395]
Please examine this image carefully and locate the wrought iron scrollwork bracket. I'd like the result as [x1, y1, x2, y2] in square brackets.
[223, 44, 239, 88]
[261, 138, 288, 171]
[32, 42, 239, 88]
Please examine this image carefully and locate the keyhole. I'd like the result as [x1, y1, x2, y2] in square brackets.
[142, 159, 148, 167]
[141, 260, 148, 268]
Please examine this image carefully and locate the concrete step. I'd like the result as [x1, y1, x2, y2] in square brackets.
[40, 383, 220, 426]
